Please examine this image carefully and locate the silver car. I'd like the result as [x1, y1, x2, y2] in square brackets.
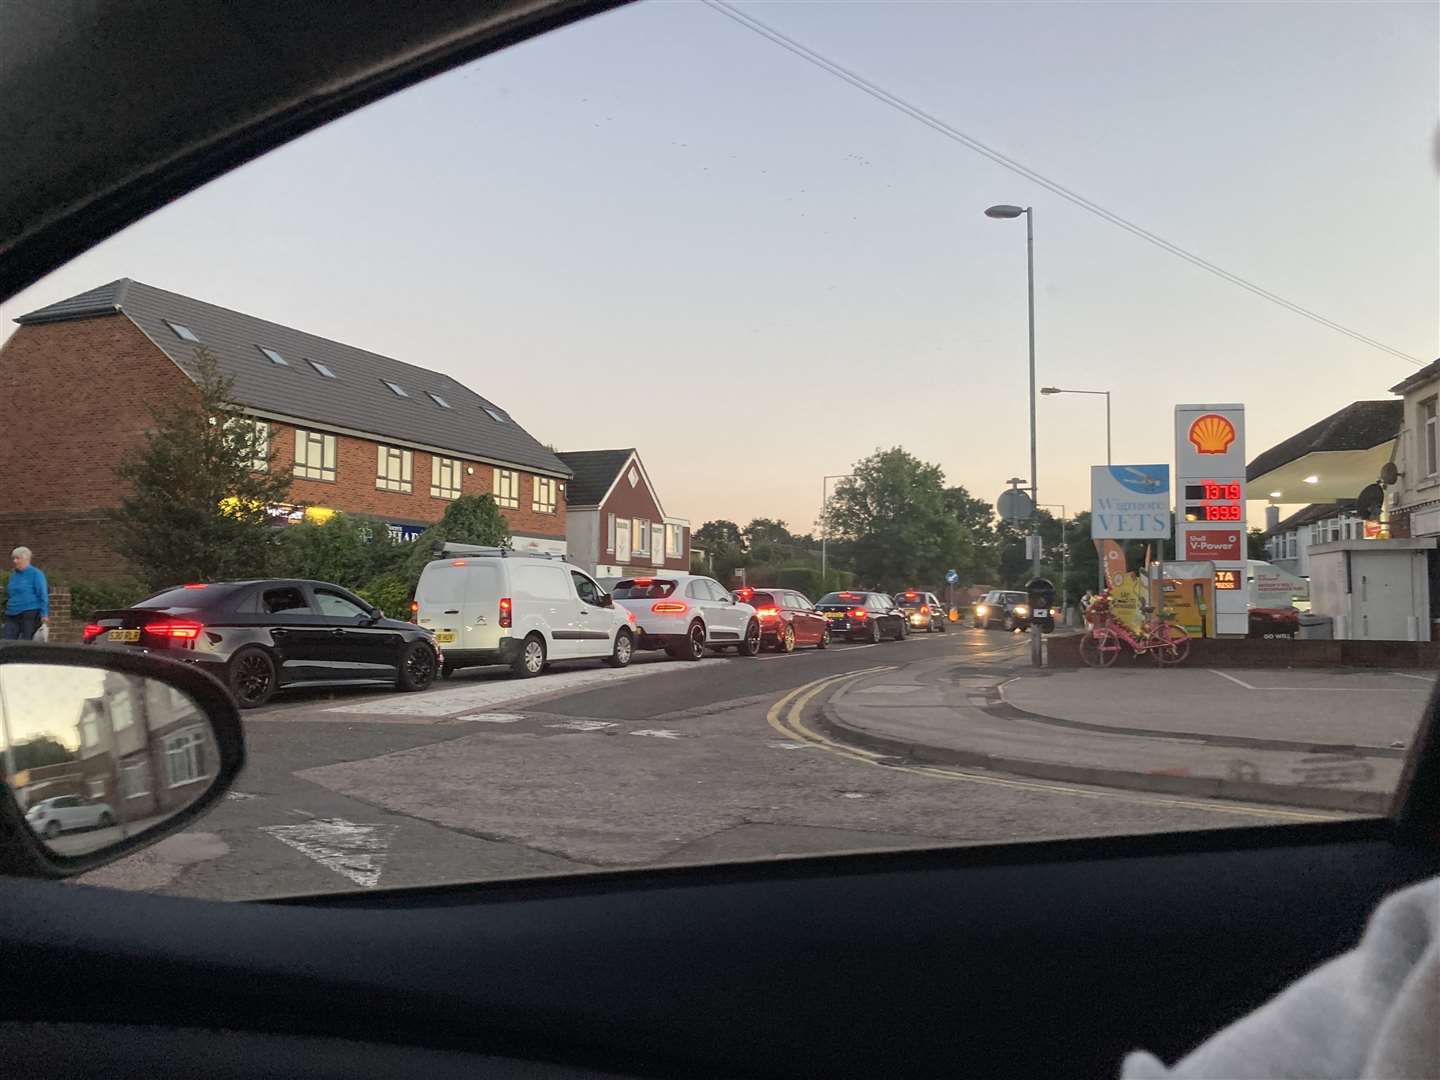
[26, 795, 115, 838]
[609, 574, 761, 660]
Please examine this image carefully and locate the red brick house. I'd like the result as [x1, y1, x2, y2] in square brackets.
[0, 279, 572, 575]
[556, 449, 689, 580]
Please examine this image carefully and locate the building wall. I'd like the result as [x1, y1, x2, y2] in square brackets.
[0, 317, 194, 576]
[565, 508, 600, 575]
[595, 461, 689, 573]
[0, 316, 566, 574]
[265, 420, 566, 538]
[1393, 377, 1440, 537]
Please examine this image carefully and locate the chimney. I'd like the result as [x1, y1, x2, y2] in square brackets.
[1265, 505, 1280, 531]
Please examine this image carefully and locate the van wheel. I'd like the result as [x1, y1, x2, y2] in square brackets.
[511, 634, 546, 678]
[606, 629, 634, 668]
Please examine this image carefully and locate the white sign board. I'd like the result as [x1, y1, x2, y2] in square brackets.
[1175, 404, 1247, 635]
[1090, 465, 1172, 539]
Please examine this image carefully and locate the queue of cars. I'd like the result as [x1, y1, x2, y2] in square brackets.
[80, 547, 986, 707]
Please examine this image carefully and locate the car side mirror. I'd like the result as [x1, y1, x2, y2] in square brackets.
[0, 643, 244, 878]
[597, 593, 613, 608]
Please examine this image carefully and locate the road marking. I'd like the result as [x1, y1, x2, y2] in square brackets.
[1391, 672, 1437, 682]
[225, 791, 256, 801]
[457, 712, 526, 723]
[546, 719, 616, 732]
[261, 817, 397, 888]
[767, 672, 1340, 823]
[768, 740, 811, 750]
[629, 728, 689, 739]
[1210, 669, 1424, 693]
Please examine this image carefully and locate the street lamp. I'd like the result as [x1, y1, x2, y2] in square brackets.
[820, 473, 854, 589]
[985, 203, 1042, 668]
[1040, 386, 1112, 466]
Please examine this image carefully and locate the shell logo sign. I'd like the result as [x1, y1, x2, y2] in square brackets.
[1188, 413, 1236, 455]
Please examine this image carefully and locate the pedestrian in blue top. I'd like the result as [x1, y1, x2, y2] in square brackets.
[3, 547, 49, 640]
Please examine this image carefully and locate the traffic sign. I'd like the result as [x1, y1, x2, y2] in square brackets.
[945, 569, 959, 584]
[997, 488, 1034, 522]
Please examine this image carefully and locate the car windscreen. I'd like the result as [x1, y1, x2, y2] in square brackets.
[818, 592, 867, 606]
[133, 584, 238, 611]
[612, 579, 677, 599]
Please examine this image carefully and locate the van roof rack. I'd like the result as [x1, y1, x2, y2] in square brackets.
[431, 541, 567, 562]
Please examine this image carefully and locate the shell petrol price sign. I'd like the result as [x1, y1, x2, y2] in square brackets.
[1175, 404, 1247, 636]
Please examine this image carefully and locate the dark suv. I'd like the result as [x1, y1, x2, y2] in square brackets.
[84, 579, 441, 708]
[973, 589, 1031, 631]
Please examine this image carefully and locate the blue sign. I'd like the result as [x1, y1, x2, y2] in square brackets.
[387, 522, 428, 542]
[945, 569, 959, 584]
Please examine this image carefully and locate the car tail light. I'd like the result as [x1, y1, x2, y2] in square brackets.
[633, 578, 653, 586]
[905, 592, 918, 599]
[850, 608, 868, 620]
[652, 601, 688, 614]
[182, 583, 208, 590]
[498, 597, 512, 628]
[83, 624, 106, 643]
[920, 605, 930, 615]
[452, 560, 467, 567]
[409, 600, 418, 616]
[756, 606, 778, 619]
[145, 621, 203, 640]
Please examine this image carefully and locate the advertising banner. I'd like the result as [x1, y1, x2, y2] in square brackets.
[1090, 465, 1172, 540]
[1183, 528, 1244, 561]
[1095, 539, 1128, 588]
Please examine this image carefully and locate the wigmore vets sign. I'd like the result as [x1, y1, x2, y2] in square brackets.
[1090, 465, 1172, 540]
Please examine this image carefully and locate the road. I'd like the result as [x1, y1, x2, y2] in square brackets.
[75, 627, 1379, 899]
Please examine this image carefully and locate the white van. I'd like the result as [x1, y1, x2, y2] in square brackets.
[414, 547, 636, 678]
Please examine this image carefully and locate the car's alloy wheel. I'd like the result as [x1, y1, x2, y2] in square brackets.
[685, 622, 706, 661]
[398, 641, 436, 691]
[737, 619, 762, 657]
[778, 624, 796, 653]
[228, 647, 277, 708]
[817, 625, 830, 649]
[512, 635, 546, 678]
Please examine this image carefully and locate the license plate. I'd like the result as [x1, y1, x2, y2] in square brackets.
[107, 629, 140, 643]
[435, 631, 456, 644]
[824, 612, 845, 621]
[1033, 609, 1049, 618]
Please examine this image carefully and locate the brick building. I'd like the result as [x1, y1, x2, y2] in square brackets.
[556, 449, 689, 579]
[0, 279, 572, 575]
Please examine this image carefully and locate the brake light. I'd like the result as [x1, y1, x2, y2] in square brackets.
[452, 560, 467, 567]
[756, 606, 778, 618]
[145, 621, 203, 640]
[633, 578, 653, 586]
[905, 591, 918, 599]
[409, 600, 418, 615]
[736, 588, 754, 601]
[850, 608, 869, 620]
[183, 583, 208, 590]
[839, 592, 861, 600]
[498, 597, 512, 629]
[652, 601, 688, 614]
[83, 624, 105, 643]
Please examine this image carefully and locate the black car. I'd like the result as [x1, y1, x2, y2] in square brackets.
[84, 579, 440, 708]
[814, 591, 908, 643]
[973, 589, 1032, 631]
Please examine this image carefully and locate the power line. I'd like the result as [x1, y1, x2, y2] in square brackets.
[702, 0, 1427, 367]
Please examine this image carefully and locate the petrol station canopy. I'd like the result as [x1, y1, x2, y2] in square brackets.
[1246, 400, 1401, 504]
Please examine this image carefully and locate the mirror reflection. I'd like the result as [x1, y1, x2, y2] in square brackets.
[0, 663, 216, 857]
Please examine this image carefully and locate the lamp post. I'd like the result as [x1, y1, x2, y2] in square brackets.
[985, 203, 1042, 668]
[1040, 386, 1111, 466]
[820, 473, 854, 589]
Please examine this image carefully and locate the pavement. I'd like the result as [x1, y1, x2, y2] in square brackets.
[71, 626, 1426, 900]
[821, 661, 1433, 813]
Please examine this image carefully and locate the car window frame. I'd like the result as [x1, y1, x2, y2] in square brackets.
[309, 586, 371, 620]
[258, 585, 314, 619]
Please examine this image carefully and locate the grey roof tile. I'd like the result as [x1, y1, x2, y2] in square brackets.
[16, 279, 570, 477]
[1246, 400, 1401, 483]
[556, 449, 636, 507]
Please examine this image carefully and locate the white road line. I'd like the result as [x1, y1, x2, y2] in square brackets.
[261, 817, 396, 888]
[629, 728, 689, 739]
[545, 719, 617, 732]
[1209, 669, 1258, 690]
[456, 712, 526, 723]
[1392, 671, 1438, 682]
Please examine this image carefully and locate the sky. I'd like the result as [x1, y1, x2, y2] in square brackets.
[2, 1, 1436, 534]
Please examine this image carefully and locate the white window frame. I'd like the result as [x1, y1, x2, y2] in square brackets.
[631, 518, 650, 556]
[121, 760, 151, 800]
[533, 477, 557, 514]
[86, 778, 107, 800]
[431, 456, 462, 500]
[606, 514, 616, 554]
[295, 429, 337, 481]
[376, 445, 413, 493]
[493, 468, 519, 509]
[615, 518, 631, 562]
[165, 728, 209, 788]
[665, 523, 684, 559]
[1422, 397, 1438, 478]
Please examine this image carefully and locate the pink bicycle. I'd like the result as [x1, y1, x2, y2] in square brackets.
[1080, 601, 1191, 667]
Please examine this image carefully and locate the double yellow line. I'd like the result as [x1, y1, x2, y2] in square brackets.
[766, 669, 1340, 823]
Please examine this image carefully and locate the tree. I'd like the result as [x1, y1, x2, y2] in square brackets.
[12, 735, 75, 771]
[943, 486, 999, 584]
[743, 518, 794, 563]
[822, 448, 964, 590]
[111, 350, 293, 589]
[693, 520, 746, 580]
[1248, 526, 1267, 560]
[276, 512, 407, 588]
[404, 495, 510, 581]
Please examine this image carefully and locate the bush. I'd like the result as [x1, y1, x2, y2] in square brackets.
[70, 577, 150, 619]
[274, 513, 408, 589]
[776, 565, 822, 599]
[355, 573, 414, 621]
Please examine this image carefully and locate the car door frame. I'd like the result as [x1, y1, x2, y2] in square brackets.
[784, 591, 816, 644]
[252, 583, 328, 685]
[701, 578, 742, 642]
[511, 562, 577, 660]
[569, 569, 615, 658]
[304, 583, 402, 681]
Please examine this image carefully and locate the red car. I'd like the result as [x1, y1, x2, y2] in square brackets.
[734, 588, 831, 652]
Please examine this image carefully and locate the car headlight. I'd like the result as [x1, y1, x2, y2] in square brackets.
[1014, 605, 1029, 616]
[976, 605, 988, 616]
